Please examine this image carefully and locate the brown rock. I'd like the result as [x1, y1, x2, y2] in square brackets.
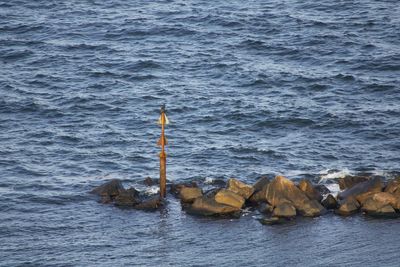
[259, 217, 290, 225]
[186, 196, 240, 217]
[179, 187, 203, 203]
[362, 197, 398, 218]
[338, 175, 368, 190]
[321, 194, 338, 209]
[385, 178, 400, 196]
[338, 177, 383, 201]
[258, 203, 274, 214]
[335, 197, 360, 216]
[298, 179, 323, 202]
[253, 176, 270, 192]
[143, 177, 157, 186]
[170, 182, 198, 196]
[215, 189, 245, 209]
[227, 178, 254, 199]
[91, 179, 125, 198]
[272, 202, 296, 218]
[265, 176, 326, 217]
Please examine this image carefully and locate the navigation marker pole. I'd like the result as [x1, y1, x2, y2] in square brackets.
[157, 104, 169, 198]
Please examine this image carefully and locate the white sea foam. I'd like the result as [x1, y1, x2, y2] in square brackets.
[318, 168, 351, 183]
[145, 186, 159, 195]
[204, 177, 214, 184]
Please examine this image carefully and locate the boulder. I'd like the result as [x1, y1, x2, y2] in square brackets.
[143, 177, 158, 186]
[385, 178, 400, 196]
[298, 179, 323, 202]
[249, 176, 271, 204]
[335, 197, 360, 216]
[227, 178, 254, 199]
[114, 187, 141, 206]
[253, 176, 271, 192]
[134, 197, 164, 211]
[265, 175, 326, 217]
[362, 197, 398, 218]
[338, 177, 383, 201]
[179, 187, 203, 203]
[214, 189, 245, 209]
[363, 192, 400, 210]
[186, 196, 240, 217]
[272, 202, 296, 218]
[314, 184, 331, 195]
[258, 203, 274, 214]
[321, 194, 338, 209]
[338, 175, 368, 190]
[91, 179, 125, 198]
[170, 181, 198, 196]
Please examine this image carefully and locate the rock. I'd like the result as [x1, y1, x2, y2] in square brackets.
[143, 177, 158, 186]
[206, 178, 226, 187]
[186, 196, 240, 217]
[321, 194, 338, 209]
[298, 179, 323, 202]
[134, 197, 164, 211]
[227, 178, 254, 199]
[265, 175, 326, 217]
[385, 178, 400, 196]
[362, 192, 400, 211]
[114, 187, 141, 206]
[335, 197, 360, 216]
[338, 177, 383, 201]
[259, 217, 289, 225]
[362, 197, 398, 218]
[338, 175, 369, 190]
[272, 202, 296, 218]
[91, 179, 125, 198]
[253, 176, 271, 192]
[170, 182, 198, 196]
[179, 187, 203, 203]
[214, 189, 245, 209]
[258, 203, 274, 214]
[314, 184, 331, 195]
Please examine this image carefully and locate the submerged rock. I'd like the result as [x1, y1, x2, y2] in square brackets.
[322, 194, 338, 209]
[227, 178, 254, 200]
[134, 197, 164, 211]
[272, 202, 296, 218]
[91, 179, 125, 199]
[336, 197, 360, 216]
[179, 187, 203, 203]
[338, 175, 369, 190]
[186, 196, 240, 217]
[143, 177, 158, 186]
[215, 189, 245, 209]
[298, 179, 323, 202]
[259, 217, 290, 225]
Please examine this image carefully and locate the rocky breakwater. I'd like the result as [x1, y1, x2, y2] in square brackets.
[90, 175, 400, 225]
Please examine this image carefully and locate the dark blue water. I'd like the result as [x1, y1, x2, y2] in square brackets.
[1, 0, 400, 266]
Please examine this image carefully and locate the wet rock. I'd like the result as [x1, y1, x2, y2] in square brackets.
[258, 203, 274, 214]
[134, 197, 164, 211]
[385, 177, 400, 196]
[314, 184, 331, 195]
[143, 177, 158, 186]
[249, 176, 270, 204]
[114, 187, 141, 206]
[338, 177, 383, 201]
[214, 189, 245, 209]
[272, 202, 296, 218]
[179, 187, 203, 203]
[170, 181, 198, 196]
[362, 197, 398, 218]
[335, 197, 360, 216]
[186, 196, 240, 217]
[298, 179, 323, 202]
[227, 178, 254, 200]
[265, 175, 326, 217]
[91, 179, 125, 198]
[253, 176, 271, 192]
[206, 178, 226, 187]
[259, 217, 289, 225]
[338, 175, 368, 190]
[362, 192, 400, 211]
[322, 194, 338, 209]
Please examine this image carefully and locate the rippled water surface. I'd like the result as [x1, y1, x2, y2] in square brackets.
[1, 0, 399, 266]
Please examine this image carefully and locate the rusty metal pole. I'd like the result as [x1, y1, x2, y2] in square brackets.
[158, 105, 168, 198]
